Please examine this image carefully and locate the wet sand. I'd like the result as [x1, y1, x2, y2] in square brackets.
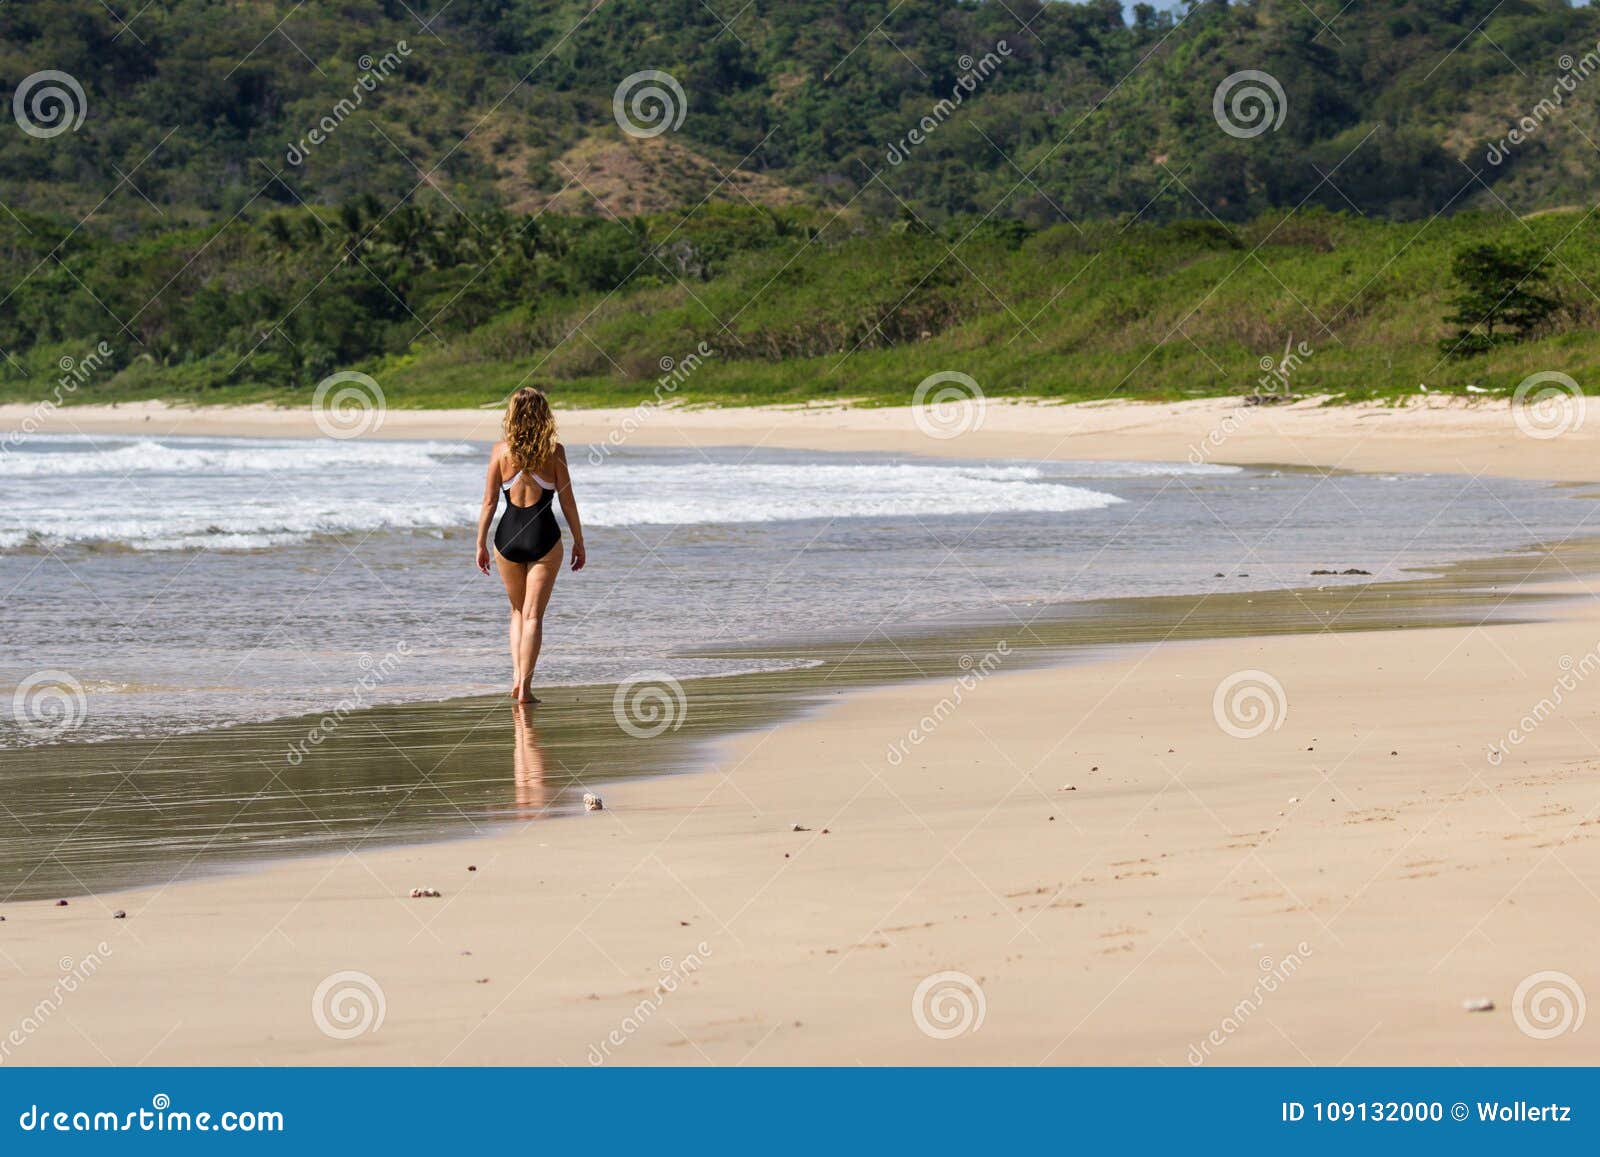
[1, 401, 1598, 1065]
[0, 546, 1574, 900]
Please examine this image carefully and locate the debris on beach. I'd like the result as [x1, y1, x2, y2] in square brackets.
[112, 910, 126, 919]
[410, 887, 442, 898]
[1310, 568, 1372, 576]
[791, 823, 811, 832]
[467, 865, 477, 872]
[583, 793, 604, 811]
[1287, 796, 1300, 804]
[1462, 997, 1494, 1012]
[1061, 784, 1078, 791]
[54, 899, 68, 907]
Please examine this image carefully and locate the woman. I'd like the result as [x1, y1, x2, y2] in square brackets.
[476, 387, 586, 704]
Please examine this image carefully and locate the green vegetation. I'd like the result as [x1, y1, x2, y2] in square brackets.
[1438, 243, 1563, 357]
[5, 202, 1600, 410]
[4, 1, 1600, 410]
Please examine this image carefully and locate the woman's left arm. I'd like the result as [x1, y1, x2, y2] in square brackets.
[475, 448, 501, 574]
[554, 444, 586, 571]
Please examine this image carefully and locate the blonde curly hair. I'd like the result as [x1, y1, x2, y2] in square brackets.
[503, 386, 557, 477]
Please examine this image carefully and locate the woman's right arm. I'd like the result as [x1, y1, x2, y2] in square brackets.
[476, 447, 501, 574]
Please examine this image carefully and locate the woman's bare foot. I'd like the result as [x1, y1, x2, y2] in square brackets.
[514, 681, 541, 705]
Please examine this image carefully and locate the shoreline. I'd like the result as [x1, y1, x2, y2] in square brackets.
[4, 531, 1586, 903]
[6, 393, 1600, 482]
[3, 401, 1599, 1064]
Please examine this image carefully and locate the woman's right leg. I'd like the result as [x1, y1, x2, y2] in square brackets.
[515, 543, 563, 702]
[496, 554, 530, 695]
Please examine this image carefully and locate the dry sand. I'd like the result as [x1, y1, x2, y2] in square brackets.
[1, 397, 1597, 1065]
[6, 391, 1600, 481]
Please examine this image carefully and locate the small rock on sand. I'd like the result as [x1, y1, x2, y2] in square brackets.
[54, 899, 68, 907]
[410, 887, 442, 898]
[1463, 997, 1494, 1012]
[113, 910, 126, 919]
[583, 793, 603, 811]
[1061, 784, 1077, 791]
[1287, 796, 1300, 804]
[791, 823, 811, 832]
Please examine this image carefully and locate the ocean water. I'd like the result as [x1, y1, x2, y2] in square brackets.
[0, 432, 1588, 747]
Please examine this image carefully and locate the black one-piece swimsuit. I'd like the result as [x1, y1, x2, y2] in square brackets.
[494, 473, 561, 563]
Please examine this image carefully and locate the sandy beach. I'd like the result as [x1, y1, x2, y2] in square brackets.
[2, 398, 1597, 1065]
[7, 392, 1600, 482]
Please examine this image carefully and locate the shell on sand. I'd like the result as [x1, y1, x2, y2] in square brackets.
[583, 793, 604, 811]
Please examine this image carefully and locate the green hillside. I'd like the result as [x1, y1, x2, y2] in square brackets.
[3, 1, 1600, 409]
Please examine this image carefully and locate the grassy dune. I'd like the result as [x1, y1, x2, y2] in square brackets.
[7, 206, 1599, 412]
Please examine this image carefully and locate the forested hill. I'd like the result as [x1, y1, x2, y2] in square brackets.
[3, 0, 1600, 228]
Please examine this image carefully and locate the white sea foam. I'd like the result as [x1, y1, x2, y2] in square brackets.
[0, 435, 473, 476]
[576, 463, 1123, 526]
[1, 438, 1131, 550]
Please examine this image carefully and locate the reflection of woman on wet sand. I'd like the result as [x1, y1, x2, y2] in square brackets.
[511, 706, 549, 818]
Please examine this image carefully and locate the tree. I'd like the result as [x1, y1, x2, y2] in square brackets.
[1439, 243, 1561, 357]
